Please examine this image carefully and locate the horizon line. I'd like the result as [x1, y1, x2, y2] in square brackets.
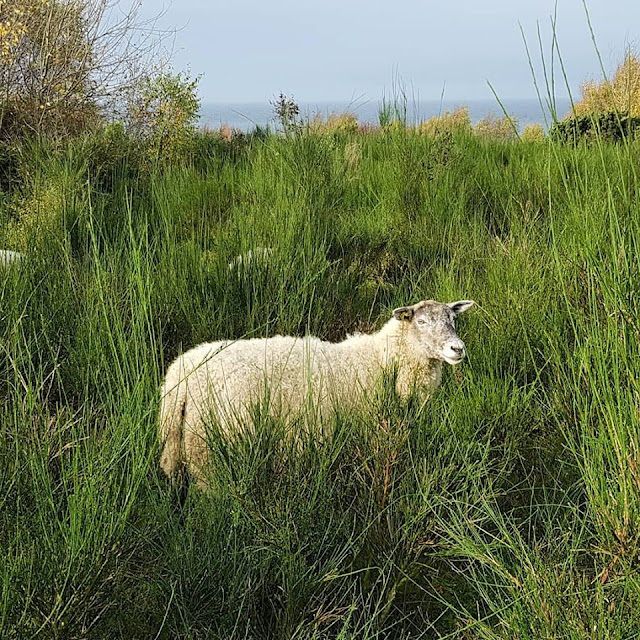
[199, 96, 572, 106]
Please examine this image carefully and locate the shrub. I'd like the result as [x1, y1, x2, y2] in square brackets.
[80, 122, 143, 188]
[418, 107, 472, 137]
[573, 51, 640, 117]
[310, 112, 359, 135]
[0, 0, 163, 140]
[125, 69, 200, 167]
[550, 112, 640, 144]
[521, 123, 546, 143]
[6, 174, 68, 251]
[474, 113, 518, 141]
[0, 0, 99, 138]
[271, 93, 301, 134]
[551, 52, 640, 145]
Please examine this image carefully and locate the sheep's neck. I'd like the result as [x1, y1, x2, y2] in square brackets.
[377, 320, 443, 397]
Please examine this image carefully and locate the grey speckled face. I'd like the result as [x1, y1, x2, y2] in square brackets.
[393, 299, 474, 364]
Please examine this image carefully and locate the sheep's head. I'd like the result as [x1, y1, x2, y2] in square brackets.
[392, 300, 474, 365]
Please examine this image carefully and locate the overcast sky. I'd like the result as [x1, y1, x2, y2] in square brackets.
[137, 0, 639, 104]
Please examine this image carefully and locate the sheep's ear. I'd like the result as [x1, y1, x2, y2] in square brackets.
[393, 306, 415, 321]
[448, 300, 474, 316]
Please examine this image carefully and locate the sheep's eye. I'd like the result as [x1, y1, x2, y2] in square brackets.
[416, 318, 427, 326]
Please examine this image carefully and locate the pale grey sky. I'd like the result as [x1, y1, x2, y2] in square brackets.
[138, 0, 639, 104]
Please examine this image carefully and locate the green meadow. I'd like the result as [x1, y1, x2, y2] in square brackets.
[1, 122, 640, 638]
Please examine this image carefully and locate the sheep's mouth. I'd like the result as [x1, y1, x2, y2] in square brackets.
[443, 355, 464, 365]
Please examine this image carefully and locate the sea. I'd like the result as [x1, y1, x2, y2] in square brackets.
[199, 98, 573, 132]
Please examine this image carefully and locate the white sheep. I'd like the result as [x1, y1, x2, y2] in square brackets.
[159, 299, 474, 487]
[0, 250, 24, 268]
[227, 246, 273, 271]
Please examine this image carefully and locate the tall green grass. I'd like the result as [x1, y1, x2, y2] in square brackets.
[1, 126, 639, 638]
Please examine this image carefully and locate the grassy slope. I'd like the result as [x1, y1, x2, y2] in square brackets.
[0, 128, 639, 639]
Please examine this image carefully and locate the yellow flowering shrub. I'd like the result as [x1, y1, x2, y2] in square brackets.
[474, 113, 518, 141]
[0, 0, 35, 64]
[418, 107, 472, 136]
[521, 123, 546, 143]
[572, 52, 640, 117]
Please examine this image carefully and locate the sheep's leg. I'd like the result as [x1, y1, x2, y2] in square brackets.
[159, 384, 187, 481]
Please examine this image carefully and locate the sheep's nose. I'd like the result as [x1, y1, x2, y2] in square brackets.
[446, 342, 466, 361]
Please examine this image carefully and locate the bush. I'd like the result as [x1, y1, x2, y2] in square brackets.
[309, 112, 359, 135]
[125, 69, 201, 167]
[0, 0, 99, 138]
[271, 93, 301, 134]
[418, 107, 472, 137]
[573, 51, 640, 117]
[0, 0, 163, 140]
[550, 112, 640, 144]
[474, 113, 518, 141]
[521, 123, 546, 143]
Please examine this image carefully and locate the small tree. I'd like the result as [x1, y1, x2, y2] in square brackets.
[125, 68, 200, 166]
[0, 0, 167, 139]
[271, 93, 301, 134]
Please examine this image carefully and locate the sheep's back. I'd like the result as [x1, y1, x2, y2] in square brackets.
[177, 335, 379, 422]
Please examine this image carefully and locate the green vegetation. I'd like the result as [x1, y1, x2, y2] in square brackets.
[549, 51, 640, 144]
[550, 111, 640, 143]
[1, 118, 639, 638]
[3, 4, 639, 635]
